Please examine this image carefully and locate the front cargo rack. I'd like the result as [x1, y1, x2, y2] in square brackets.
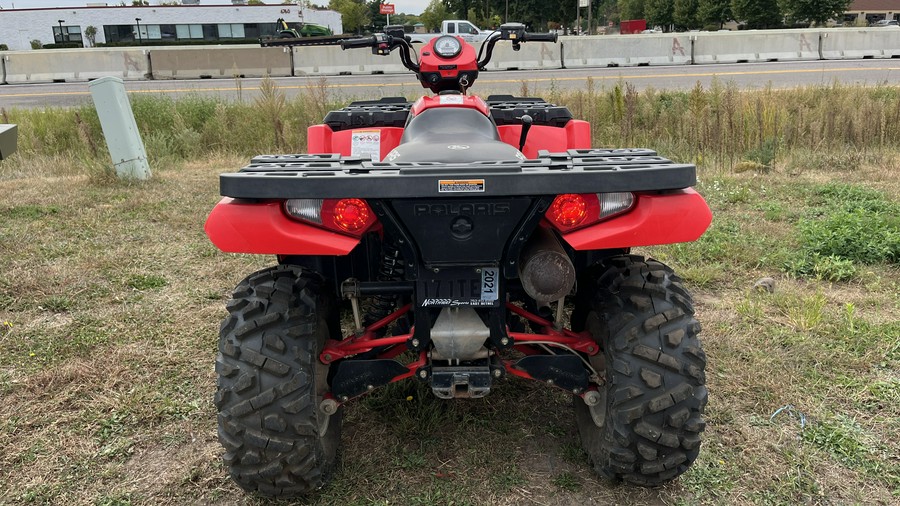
[220, 149, 697, 200]
[321, 96, 577, 132]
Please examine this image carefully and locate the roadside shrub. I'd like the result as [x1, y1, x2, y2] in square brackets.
[41, 43, 84, 49]
[30, 39, 42, 49]
[786, 253, 858, 282]
[799, 208, 899, 264]
[786, 183, 899, 280]
[96, 38, 258, 47]
[0, 44, 8, 51]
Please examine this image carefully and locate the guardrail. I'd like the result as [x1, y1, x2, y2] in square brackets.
[2, 28, 900, 85]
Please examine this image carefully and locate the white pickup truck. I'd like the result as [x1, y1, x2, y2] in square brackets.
[408, 20, 493, 44]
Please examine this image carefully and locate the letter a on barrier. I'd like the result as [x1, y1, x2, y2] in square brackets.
[672, 38, 686, 57]
[799, 34, 812, 53]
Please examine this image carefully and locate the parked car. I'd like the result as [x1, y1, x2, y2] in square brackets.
[873, 19, 899, 27]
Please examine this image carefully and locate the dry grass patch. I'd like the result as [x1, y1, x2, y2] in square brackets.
[1, 83, 899, 504]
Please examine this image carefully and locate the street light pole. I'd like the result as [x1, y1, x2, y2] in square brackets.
[135, 18, 142, 44]
[57, 19, 65, 43]
[505, 0, 508, 23]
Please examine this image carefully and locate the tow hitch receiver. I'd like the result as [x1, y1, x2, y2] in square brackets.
[430, 365, 493, 399]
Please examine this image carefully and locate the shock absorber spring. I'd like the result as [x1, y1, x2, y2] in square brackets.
[363, 243, 406, 330]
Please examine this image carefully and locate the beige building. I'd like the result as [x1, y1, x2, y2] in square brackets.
[845, 0, 900, 25]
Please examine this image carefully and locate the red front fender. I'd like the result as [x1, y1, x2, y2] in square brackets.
[204, 198, 360, 256]
[560, 188, 712, 250]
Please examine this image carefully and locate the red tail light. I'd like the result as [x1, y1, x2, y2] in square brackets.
[546, 193, 635, 233]
[284, 198, 378, 237]
[548, 194, 594, 229]
[331, 198, 371, 233]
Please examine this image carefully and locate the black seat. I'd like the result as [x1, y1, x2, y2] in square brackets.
[387, 108, 524, 163]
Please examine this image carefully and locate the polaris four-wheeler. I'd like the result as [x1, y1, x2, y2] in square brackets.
[206, 23, 712, 497]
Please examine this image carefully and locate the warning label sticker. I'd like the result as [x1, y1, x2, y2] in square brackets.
[351, 129, 381, 161]
[438, 179, 485, 193]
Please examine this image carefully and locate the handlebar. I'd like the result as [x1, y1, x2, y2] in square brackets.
[340, 36, 377, 50]
[477, 23, 558, 69]
[340, 33, 420, 73]
[524, 32, 558, 43]
[339, 24, 558, 74]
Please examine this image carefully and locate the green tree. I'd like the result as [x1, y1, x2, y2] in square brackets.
[731, 0, 781, 28]
[594, 0, 621, 27]
[421, 0, 450, 30]
[443, 0, 471, 20]
[329, 0, 370, 33]
[618, 0, 645, 20]
[698, 0, 732, 28]
[84, 25, 97, 47]
[780, 0, 850, 26]
[645, 0, 674, 28]
[674, 0, 699, 29]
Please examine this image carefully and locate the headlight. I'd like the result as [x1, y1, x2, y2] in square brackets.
[433, 36, 462, 59]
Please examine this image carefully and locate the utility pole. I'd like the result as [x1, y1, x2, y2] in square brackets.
[587, 0, 592, 35]
[135, 18, 142, 44]
[576, 0, 580, 34]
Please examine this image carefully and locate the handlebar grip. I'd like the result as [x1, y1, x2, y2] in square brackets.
[340, 36, 376, 50]
[524, 32, 558, 43]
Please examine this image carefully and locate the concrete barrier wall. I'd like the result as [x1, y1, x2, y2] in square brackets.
[561, 34, 692, 67]
[8, 29, 900, 84]
[483, 42, 562, 70]
[820, 28, 900, 59]
[693, 29, 820, 64]
[293, 46, 408, 75]
[149, 46, 292, 79]
[2, 48, 149, 84]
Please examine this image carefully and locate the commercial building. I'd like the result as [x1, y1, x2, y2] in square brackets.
[845, 0, 900, 25]
[0, 3, 342, 51]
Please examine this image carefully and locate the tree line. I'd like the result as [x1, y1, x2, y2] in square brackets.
[325, 0, 853, 34]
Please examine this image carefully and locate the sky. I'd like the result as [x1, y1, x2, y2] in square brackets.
[0, 0, 430, 15]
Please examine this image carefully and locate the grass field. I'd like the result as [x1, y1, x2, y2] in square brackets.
[0, 82, 898, 505]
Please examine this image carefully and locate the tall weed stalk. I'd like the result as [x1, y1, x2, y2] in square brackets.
[2, 82, 900, 179]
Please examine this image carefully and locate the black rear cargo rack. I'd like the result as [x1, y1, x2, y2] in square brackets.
[220, 149, 696, 200]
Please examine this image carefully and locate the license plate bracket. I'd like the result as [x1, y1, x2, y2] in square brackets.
[418, 267, 500, 307]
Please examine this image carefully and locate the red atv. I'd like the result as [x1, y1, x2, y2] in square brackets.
[206, 23, 712, 497]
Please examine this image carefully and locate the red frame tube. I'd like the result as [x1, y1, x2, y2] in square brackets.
[317, 300, 602, 405]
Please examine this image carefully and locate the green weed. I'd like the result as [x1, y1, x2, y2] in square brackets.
[551, 471, 582, 491]
[125, 274, 167, 291]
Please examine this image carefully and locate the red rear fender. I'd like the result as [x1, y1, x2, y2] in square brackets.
[205, 198, 360, 256]
[560, 189, 712, 250]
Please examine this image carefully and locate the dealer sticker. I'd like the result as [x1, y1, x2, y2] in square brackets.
[439, 95, 465, 105]
[438, 179, 485, 193]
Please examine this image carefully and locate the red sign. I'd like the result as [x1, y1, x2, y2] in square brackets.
[379, 3, 395, 14]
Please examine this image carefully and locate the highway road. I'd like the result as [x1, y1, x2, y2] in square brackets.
[2, 59, 900, 109]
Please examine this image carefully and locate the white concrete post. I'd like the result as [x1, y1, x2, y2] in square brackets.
[0, 124, 17, 160]
[89, 76, 151, 180]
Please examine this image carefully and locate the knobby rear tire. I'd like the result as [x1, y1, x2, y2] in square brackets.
[215, 265, 341, 497]
[572, 255, 708, 485]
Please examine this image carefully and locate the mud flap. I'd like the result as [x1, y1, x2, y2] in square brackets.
[514, 355, 589, 394]
[331, 359, 410, 400]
